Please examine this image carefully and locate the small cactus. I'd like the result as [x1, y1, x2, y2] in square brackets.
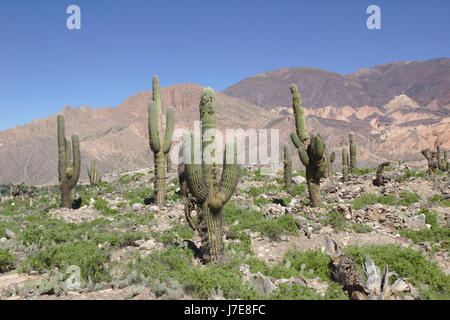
[57, 113, 81, 208]
[342, 148, 349, 182]
[283, 144, 292, 188]
[148, 76, 175, 207]
[349, 132, 357, 173]
[87, 160, 101, 186]
[289, 84, 328, 207]
[183, 88, 240, 264]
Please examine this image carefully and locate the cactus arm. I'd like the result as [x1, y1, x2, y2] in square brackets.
[218, 141, 240, 203]
[330, 152, 336, 163]
[310, 134, 325, 161]
[290, 132, 302, 149]
[161, 106, 174, 154]
[152, 76, 162, 145]
[298, 144, 309, 166]
[183, 131, 208, 202]
[65, 138, 72, 168]
[57, 114, 67, 182]
[290, 84, 308, 143]
[67, 134, 81, 189]
[148, 101, 161, 153]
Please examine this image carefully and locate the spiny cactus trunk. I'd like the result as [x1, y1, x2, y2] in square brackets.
[183, 88, 240, 264]
[283, 144, 292, 188]
[57, 113, 80, 209]
[148, 76, 174, 208]
[289, 84, 327, 207]
[349, 132, 357, 173]
[306, 174, 321, 207]
[202, 204, 223, 264]
[342, 148, 349, 183]
[444, 151, 448, 171]
[60, 184, 72, 208]
[154, 152, 166, 207]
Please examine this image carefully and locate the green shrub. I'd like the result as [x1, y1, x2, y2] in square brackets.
[428, 194, 450, 207]
[223, 202, 299, 239]
[21, 241, 110, 282]
[259, 215, 298, 240]
[126, 246, 261, 299]
[0, 249, 16, 273]
[322, 211, 347, 232]
[344, 245, 450, 299]
[353, 168, 376, 176]
[93, 198, 119, 216]
[351, 223, 373, 234]
[352, 192, 419, 210]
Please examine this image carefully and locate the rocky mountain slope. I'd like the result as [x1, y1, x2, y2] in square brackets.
[223, 58, 450, 111]
[0, 59, 448, 185]
[0, 84, 277, 185]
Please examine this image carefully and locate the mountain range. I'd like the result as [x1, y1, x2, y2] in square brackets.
[0, 58, 449, 185]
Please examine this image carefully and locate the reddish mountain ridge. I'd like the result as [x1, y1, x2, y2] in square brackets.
[0, 59, 448, 185]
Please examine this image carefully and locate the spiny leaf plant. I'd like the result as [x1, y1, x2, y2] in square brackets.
[289, 84, 328, 207]
[183, 87, 240, 264]
[148, 76, 175, 207]
[57, 113, 81, 208]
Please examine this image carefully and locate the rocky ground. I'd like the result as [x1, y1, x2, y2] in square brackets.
[0, 164, 449, 300]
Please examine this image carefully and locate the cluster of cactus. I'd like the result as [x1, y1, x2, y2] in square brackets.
[283, 144, 292, 188]
[183, 88, 240, 264]
[87, 160, 101, 186]
[342, 148, 349, 182]
[148, 76, 175, 207]
[420, 144, 449, 175]
[289, 84, 328, 207]
[57, 113, 81, 208]
[349, 132, 357, 173]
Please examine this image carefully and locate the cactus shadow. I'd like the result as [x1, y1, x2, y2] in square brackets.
[72, 197, 82, 210]
[144, 196, 155, 205]
[181, 240, 205, 260]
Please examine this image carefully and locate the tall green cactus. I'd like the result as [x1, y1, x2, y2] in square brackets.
[289, 84, 328, 207]
[283, 144, 292, 188]
[349, 132, 357, 173]
[57, 113, 81, 208]
[444, 150, 448, 171]
[87, 160, 101, 186]
[437, 145, 447, 171]
[148, 76, 175, 207]
[342, 148, 349, 182]
[325, 149, 335, 178]
[183, 88, 240, 264]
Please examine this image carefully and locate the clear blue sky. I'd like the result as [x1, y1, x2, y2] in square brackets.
[0, 0, 449, 130]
